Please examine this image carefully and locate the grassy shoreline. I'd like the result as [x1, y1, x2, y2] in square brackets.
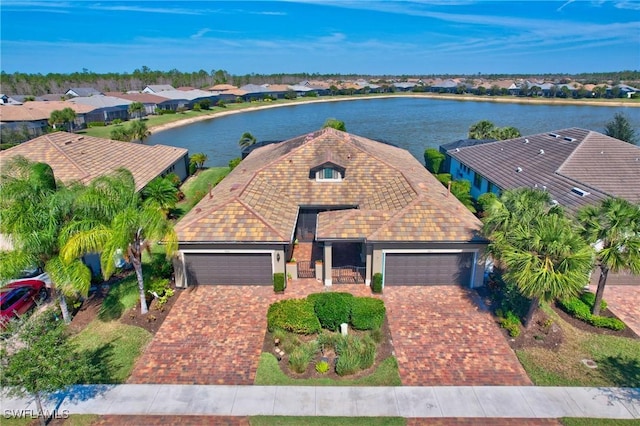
[82, 92, 639, 139]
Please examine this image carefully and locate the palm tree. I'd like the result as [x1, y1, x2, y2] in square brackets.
[468, 120, 495, 140]
[0, 157, 91, 323]
[61, 168, 177, 315]
[322, 118, 346, 131]
[190, 152, 208, 169]
[129, 120, 150, 142]
[577, 198, 640, 315]
[142, 177, 179, 216]
[238, 132, 257, 148]
[482, 188, 592, 326]
[128, 101, 145, 120]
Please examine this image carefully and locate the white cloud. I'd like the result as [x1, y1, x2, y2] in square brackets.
[191, 28, 212, 39]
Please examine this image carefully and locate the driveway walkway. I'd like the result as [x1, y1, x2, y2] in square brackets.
[384, 286, 532, 386]
[589, 284, 640, 337]
[128, 281, 371, 385]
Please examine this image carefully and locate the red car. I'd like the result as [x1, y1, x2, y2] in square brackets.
[0, 279, 49, 328]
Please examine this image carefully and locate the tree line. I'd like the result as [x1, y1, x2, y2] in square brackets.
[2, 67, 638, 96]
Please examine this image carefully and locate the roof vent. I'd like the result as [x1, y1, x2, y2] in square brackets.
[64, 141, 72, 145]
[542, 185, 547, 191]
[455, 148, 460, 152]
[551, 200, 559, 206]
[539, 149, 545, 155]
[524, 138, 529, 144]
[548, 133, 560, 138]
[571, 187, 591, 197]
[516, 166, 523, 173]
[563, 137, 576, 142]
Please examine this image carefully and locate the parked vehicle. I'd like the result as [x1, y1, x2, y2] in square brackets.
[6, 266, 52, 288]
[0, 279, 49, 328]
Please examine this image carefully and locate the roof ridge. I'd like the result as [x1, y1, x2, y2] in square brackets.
[236, 197, 289, 241]
[44, 133, 92, 183]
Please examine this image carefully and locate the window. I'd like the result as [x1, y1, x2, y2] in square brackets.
[473, 172, 483, 189]
[316, 167, 342, 181]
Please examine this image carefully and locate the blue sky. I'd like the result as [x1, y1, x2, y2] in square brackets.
[1, 1, 639, 75]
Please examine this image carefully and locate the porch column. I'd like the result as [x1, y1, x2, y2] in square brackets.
[323, 242, 332, 286]
[365, 244, 373, 286]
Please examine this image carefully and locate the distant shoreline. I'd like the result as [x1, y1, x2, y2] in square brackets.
[148, 93, 639, 135]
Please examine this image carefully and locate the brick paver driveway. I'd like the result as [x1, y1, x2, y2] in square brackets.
[129, 282, 530, 386]
[589, 284, 640, 336]
[384, 286, 532, 386]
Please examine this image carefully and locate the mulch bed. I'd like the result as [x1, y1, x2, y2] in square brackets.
[261, 316, 395, 381]
[68, 276, 179, 336]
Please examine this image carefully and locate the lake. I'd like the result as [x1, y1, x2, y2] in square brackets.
[146, 97, 639, 167]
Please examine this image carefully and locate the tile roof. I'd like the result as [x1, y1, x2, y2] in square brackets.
[445, 128, 640, 214]
[176, 128, 483, 244]
[104, 92, 168, 104]
[0, 132, 188, 192]
[0, 101, 95, 122]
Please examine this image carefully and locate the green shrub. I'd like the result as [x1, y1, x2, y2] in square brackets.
[558, 295, 625, 331]
[498, 310, 521, 337]
[315, 360, 330, 374]
[87, 121, 105, 127]
[580, 291, 607, 312]
[273, 272, 286, 292]
[228, 157, 242, 170]
[307, 292, 353, 331]
[267, 299, 320, 334]
[335, 335, 376, 375]
[424, 148, 445, 173]
[351, 297, 385, 330]
[372, 273, 383, 294]
[370, 328, 384, 344]
[288, 341, 318, 373]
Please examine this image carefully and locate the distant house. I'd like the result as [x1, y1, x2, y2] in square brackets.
[442, 128, 640, 214]
[0, 101, 94, 137]
[67, 95, 131, 123]
[0, 94, 22, 105]
[0, 131, 190, 190]
[65, 87, 102, 98]
[151, 89, 219, 111]
[105, 92, 168, 116]
[142, 85, 175, 94]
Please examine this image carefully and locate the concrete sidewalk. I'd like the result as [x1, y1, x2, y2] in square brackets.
[2, 385, 639, 419]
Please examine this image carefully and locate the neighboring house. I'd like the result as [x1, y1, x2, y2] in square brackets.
[173, 128, 487, 289]
[442, 128, 640, 214]
[65, 87, 102, 97]
[0, 94, 22, 105]
[0, 101, 94, 136]
[104, 92, 168, 116]
[152, 89, 219, 111]
[0, 131, 190, 191]
[142, 85, 175, 94]
[67, 95, 132, 123]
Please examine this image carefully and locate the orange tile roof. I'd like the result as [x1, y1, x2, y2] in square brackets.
[0, 101, 94, 122]
[176, 128, 482, 244]
[0, 132, 188, 191]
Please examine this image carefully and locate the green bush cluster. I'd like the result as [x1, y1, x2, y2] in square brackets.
[351, 297, 386, 330]
[558, 293, 625, 331]
[273, 273, 286, 292]
[315, 360, 330, 374]
[497, 309, 521, 337]
[372, 273, 383, 293]
[307, 292, 353, 331]
[580, 292, 607, 312]
[267, 299, 321, 334]
[288, 341, 318, 373]
[335, 335, 376, 376]
[87, 121, 106, 127]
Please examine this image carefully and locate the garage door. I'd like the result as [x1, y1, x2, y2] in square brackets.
[384, 252, 474, 286]
[184, 253, 272, 285]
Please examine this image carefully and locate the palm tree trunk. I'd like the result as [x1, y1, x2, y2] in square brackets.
[58, 291, 71, 324]
[592, 267, 608, 316]
[523, 296, 540, 328]
[34, 392, 46, 426]
[133, 256, 148, 314]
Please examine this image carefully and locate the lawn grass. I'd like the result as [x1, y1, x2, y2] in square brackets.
[173, 167, 231, 218]
[254, 353, 402, 386]
[250, 416, 405, 426]
[516, 305, 640, 387]
[0, 414, 100, 426]
[98, 274, 141, 321]
[71, 319, 152, 383]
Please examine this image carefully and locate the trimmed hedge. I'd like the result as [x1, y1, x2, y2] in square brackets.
[267, 299, 320, 334]
[372, 273, 383, 294]
[307, 292, 353, 331]
[558, 293, 625, 331]
[273, 272, 286, 293]
[351, 297, 386, 330]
